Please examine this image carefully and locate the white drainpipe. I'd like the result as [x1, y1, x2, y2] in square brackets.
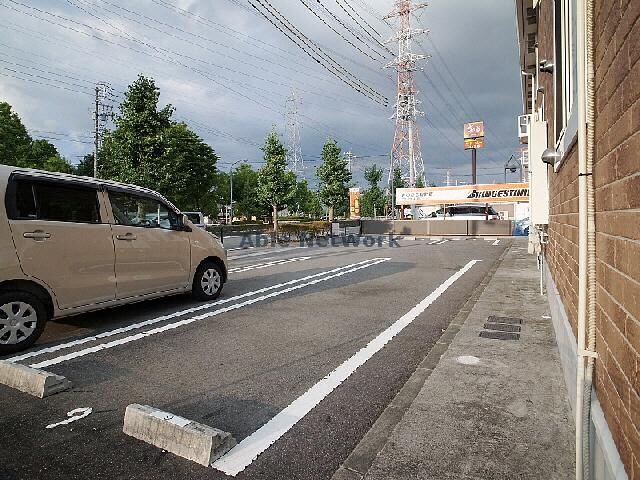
[575, 0, 597, 478]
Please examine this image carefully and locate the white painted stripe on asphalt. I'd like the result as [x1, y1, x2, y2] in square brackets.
[213, 259, 481, 476]
[226, 246, 255, 252]
[492, 239, 500, 246]
[7, 260, 378, 364]
[228, 256, 311, 273]
[428, 240, 440, 245]
[29, 258, 391, 369]
[436, 240, 449, 245]
[228, 246, 308, 260]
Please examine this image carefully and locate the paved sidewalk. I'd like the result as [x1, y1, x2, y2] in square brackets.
[334, 239, 575, 480]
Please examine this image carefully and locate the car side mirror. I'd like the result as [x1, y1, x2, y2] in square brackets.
[180, 214, 192, 232]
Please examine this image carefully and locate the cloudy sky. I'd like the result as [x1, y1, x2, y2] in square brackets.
[0, 0, 524, 187]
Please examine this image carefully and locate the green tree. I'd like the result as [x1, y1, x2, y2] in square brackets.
[391, 167, 406, 190]
[0, 102, 74, 173]
[99, 75, 219, 211]
[211, 169, 230, 216]
[316, 139, 351, 221]
[74, 154, 95, 177]
[29, 139, 59, 170]
[0, 102, 31, 167]
[416, 176, 425, 188]
[156, 122, 218, 211]
[360, 164, 386, 218]
[256, 131, 295, 240]
[232, 163, 266, 219]
[100, 75, 174, 186]
[307, 190, 324, 218]
[42, 154, 74, 174]
[290, 178, 316, 216]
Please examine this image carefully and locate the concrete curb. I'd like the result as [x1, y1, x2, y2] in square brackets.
[123, 404, 236, 467]
[0, 360, 72, 398]
[331, 243, 512, 480]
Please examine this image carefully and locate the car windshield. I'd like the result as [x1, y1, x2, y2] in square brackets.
[185, 213, 201, 223]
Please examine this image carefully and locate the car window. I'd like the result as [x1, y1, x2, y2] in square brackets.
[109, 191, 179, 230]
[185, 213, 201, 223]
[8, 179, 100, 223]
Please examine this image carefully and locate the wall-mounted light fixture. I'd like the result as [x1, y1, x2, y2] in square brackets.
[539, 60, 554, 73]
[542, 147, 561, 166]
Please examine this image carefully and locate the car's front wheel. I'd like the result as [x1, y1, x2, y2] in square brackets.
[192, 261, 224, 301]
[0, 292, 47, 356]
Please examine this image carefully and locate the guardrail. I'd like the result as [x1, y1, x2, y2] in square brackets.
[360, 219, 514, 236]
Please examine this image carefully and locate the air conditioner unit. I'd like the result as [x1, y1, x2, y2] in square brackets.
[518, 114, 530, 143]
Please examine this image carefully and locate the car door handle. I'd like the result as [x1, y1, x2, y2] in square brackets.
[116, 233, 137, 241]
[23, 230, 51, 240]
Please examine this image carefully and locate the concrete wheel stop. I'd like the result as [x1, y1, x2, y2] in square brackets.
[0, 360, 72, 398]
[123, 404, 237, 467]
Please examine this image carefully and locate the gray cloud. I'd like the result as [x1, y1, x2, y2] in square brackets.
[0, 0, 523, 187]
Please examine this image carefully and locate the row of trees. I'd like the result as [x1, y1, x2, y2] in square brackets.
[1, 74, 406, 226]
[0, 102, 78, 174]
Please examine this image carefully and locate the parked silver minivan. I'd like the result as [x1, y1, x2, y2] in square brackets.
[0, 165, 227, 354]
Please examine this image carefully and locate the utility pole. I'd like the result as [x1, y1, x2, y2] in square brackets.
[385, 0, 427, 190]
[285, 90, 304, 176]
[94, 87, 99, 178]
[92, 82, 113, 178]
[471, 148, 477, 184]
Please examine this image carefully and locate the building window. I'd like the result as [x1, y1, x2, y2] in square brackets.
[554, 0, 578, 154]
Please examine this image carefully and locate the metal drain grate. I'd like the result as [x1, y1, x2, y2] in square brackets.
[487, 315, 522, 325]
[479, 315, 524, 340]
[483, 323, 521, 333]
[480, 331, 520, 341]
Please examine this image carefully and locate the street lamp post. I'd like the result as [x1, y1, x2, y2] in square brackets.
[504, 155, 520, 183]
[229, 159, 243, 224]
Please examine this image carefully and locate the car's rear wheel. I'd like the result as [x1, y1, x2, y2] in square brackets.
[0, 291, 47, 356]
[192, 261, 224, 301]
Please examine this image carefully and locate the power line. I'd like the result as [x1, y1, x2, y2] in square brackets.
[297, 0, 383, 61]
[74, 0, 379, 110]
[2, 0, 284, 115]
[249, 0, 389, 105]
[331, 0, 393, 56]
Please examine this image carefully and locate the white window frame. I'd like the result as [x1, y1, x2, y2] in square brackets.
[554, 0, 579, 170]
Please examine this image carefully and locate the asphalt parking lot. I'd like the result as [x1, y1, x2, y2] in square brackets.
[0, 235, 510, 480]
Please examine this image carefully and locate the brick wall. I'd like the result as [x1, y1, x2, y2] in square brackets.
[592, 0, 640, 476]
[541, 0, 640, 477]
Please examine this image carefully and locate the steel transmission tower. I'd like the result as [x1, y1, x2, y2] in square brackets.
[285, 90, 304, 175]
[92, 82, 114, 178]
[384, 1, 428, 188]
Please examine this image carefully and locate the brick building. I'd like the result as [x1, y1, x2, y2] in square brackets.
[515, 0, 639, 478]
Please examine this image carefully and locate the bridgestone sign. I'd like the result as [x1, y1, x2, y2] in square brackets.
[396, 183, 530, 206]
[467, 188, 529, 199]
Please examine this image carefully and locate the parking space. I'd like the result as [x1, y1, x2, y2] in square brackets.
[0, 237, 508, 480]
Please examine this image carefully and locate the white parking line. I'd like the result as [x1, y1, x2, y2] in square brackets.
[7, 260, 379, 365]
[212, 259, 481, 476]
[228, 246, 308, 260]
[29, 258, 391, 369]
[228, 257, 311, 274]
[492, 239, 500, 246]
[428, 240, 440, 245]
[436, 240, 449, 245]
